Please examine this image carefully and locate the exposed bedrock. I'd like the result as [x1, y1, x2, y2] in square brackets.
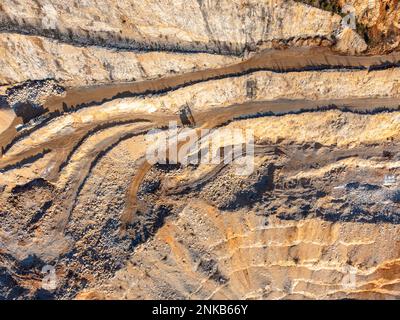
[2, 106, 400, 299]
[297, 0, 400, 54]
[1, 0, 400, 300]
[0, 0, 340, 55]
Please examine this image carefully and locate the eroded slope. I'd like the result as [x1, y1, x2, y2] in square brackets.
[1, 0, 400, 300]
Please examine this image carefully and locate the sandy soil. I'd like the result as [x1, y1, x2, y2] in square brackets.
[0, 108, 15, 135]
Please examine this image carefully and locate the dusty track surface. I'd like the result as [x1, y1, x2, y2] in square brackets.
[43, 47, 400, 113]
[0, 108, 15, 135]
[4, 46, 400, 156]
[2, 43, 400, 299]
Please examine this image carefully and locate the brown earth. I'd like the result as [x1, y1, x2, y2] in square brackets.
[1, 0, 400, 300]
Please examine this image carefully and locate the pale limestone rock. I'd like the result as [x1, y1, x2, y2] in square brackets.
[1, 0, 400, 301]
[334, 27, 367, 54]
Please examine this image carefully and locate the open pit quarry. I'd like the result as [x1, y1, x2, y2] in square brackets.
[1, 0, 400, 300]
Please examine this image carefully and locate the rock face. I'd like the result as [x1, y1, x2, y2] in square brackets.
[0, 0, 339, 53]
[1, 0, 400, 300]
[338, 0, 400, 54]
[297, 0, 400, 54]
[0, 0, 342, 87]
